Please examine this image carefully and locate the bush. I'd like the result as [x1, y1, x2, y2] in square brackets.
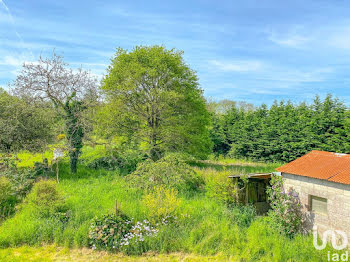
[0, 157, 41, 220]
[202, 169, 236, 204]
[0, 176, 16, 219]
[0, 177, 13, 205]
[142, 186, 181, 224]
[266, 174, 303, 237]
[24, 180, 67, 217]
[87, 157, 120, 171]
[33, 159, 52, 178]
[127, 153, 204, 192]
[119, 220, 158, 255]
[88, 212, 133, 251]
[87, 149, 144, 173]
[1, 161, 37, 200]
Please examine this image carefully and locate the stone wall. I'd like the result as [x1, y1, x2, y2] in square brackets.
[282, 172, 350, 237]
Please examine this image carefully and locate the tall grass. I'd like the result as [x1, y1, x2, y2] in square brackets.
[0, 152, 336, 261]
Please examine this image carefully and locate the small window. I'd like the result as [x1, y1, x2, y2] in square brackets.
[310, 195, 327, 215]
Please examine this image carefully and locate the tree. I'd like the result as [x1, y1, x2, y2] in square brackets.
[207, 99, 254, 156]
[221, 95, 350, 162]
[101, 46, 212, 160]
[0, 88, 55, 153]
[12, 53, 98, 173]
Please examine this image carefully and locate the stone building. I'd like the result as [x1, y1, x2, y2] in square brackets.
[277, 150, 350, 236]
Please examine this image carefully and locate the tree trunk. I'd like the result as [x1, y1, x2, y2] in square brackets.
[150, 146, 161, 161]
[69, 149, 79, 173]
[149, 125, 161, 161]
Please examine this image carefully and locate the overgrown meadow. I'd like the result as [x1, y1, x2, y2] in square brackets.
[0, 146, 336, 261]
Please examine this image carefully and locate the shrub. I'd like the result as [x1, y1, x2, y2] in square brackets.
[127, 153, 204, 192]
[88, 212, 133, 251]
[202, 169, 236, 204]
[266, 174, 303, 237]
[33, 159, 52, 178]
[87, 149, 144, 173]
[1, 161, 37, 200]
[0, 176, 16, 219]
[87, 157, 120, 171]
[24, 180, 67, 217]
[119, 220, 158, 255]
[0, 158, 41, 220]
[142, 186, 181, 223]
[0, 177, 13, 204]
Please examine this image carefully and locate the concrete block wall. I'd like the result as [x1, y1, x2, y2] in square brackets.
[282, 173, 350, 237]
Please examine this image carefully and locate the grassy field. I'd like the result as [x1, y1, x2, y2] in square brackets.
[0, 245, 242, 262]
[0, 149, 336, 261]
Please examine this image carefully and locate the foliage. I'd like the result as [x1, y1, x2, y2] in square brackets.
[0, 176, 13, 204]
[207, 99, 254, 155]
[12, 52, 98, 173]
[210, 95, 350, 162]
[0, 89, 55, 153]
[87, 148, 144, 173]
[33, 158, 52, 178]
[101, 45, 212, 160]
[266, 174, 303, 237]
[0, 155, 335, 261]
[142, 186, 181, 223]
[87, 156, 120, 171]
[24, 180, 67, 218]
[63, 99, 86, 173]
[119, 220, 158, 255]
[0, 158, 63, 221]
[226, 204, 256, 227]
[88, 212, 133, 251]
[127, 153, 204, 192]
[0, 156, 39, 216]
[0, 176, 16, 220]
[202, 168, 236, 204]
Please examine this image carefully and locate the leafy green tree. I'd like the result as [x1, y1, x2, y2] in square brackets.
[0, 88, 55, 153]
[101, 46, 212, 160]
[12, 53, 98, 173]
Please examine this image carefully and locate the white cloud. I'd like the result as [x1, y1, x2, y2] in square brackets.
[268, 33, 310, 48]
[210, 60, 263, 72]
[0, 54, 37, 67]
[1, 56, 23, 67]
[256, 67, 334, 83]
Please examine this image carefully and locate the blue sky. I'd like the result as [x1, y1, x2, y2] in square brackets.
[1, 0, 350, 105]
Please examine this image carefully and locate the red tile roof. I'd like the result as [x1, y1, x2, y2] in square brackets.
[276, 150, 350, 185]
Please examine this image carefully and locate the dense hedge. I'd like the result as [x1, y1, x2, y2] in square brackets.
[210, 95, 350, 162]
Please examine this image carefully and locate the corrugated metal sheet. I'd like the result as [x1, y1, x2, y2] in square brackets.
[276, 150, 350, 185]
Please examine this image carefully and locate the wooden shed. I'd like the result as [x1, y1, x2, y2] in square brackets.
[228, 173, 272, 214]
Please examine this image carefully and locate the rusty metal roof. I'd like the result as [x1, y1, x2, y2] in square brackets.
[276, 150, 350, 185]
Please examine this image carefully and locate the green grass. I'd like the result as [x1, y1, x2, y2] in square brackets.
[0, 245, 241, 261]
[12, 145, 109, 168]
[15, 151, 53, 168]
[0, 151, 336, 261]
[189, 159, 280, 174]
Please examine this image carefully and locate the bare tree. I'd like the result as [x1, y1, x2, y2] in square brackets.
[13, 52, 98, 173]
